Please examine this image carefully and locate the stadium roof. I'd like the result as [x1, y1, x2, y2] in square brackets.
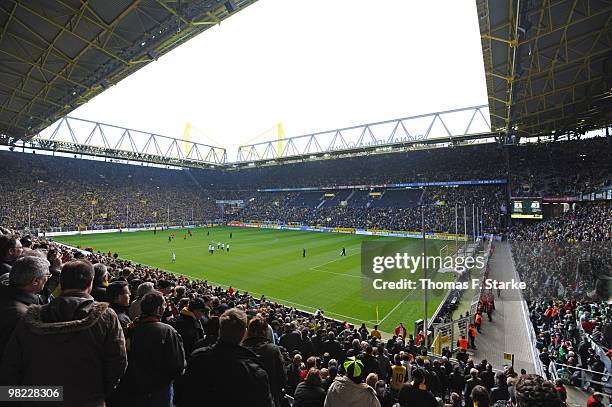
[477, 0, 612, 138]
[0, 0, 257, 144]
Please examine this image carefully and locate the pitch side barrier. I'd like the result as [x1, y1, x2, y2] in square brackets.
[227, 221, 469, 241]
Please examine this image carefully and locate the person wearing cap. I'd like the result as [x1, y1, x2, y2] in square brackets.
[172, 297, 206, 356]
[324, 356, 381, 407]
[157, 279, 174, 296]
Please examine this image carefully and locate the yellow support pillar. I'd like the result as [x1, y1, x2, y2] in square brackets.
[277, 122, 284, 156]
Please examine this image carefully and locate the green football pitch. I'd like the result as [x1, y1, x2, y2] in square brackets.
[56, 226, 457, 333]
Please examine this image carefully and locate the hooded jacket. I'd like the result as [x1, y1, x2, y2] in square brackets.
[0, 292, 127, 407]
[323, 375, 381, 407]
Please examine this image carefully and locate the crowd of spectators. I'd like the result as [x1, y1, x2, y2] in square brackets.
[0, 226, 576, 407]
[2, 135, 610, 234]
[528, 298, 612, 395]
[508, 202, 611, 301]
[508, 201, 612, 398]
[0, 151, 219, 231]
[228, 185, 506, 235]
[509, 138, 611, 197]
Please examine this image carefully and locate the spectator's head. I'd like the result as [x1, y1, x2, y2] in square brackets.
[375, 380, 387, 397]
[412, 369, 426, 388]
[471, 385, 490, 407]
[92, 263, 108, 287]
[157, 279, 174, 295]
[219, 308, 247, 345]
[495, 371, 507, 387]
[343, 356, 364, 384]
[188, 297, 207, 319]
[107, 280, 130, 306]
[366, 373, 378, 388]
[140, 290, 164, 317]
[293, 354, 302, 366]
[515, 374, 562, 407]
[174, 285, 186, 298]
[9, 256, 50, 293]
[305, 368, 322, 386]
[60, 260, 94, 293]
[247, 315, 268, 338]
[0, 234, 23, 262]
[470, 368, 479, 378]
[136, 281, 154, 299]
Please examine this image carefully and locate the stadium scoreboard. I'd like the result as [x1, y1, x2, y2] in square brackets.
[511, 198, 543, 219]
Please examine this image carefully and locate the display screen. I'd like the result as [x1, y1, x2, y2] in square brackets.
[511, 198, 543, 219]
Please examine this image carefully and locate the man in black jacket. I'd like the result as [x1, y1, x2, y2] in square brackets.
[321, 331, 344, 362]
[0, 234, 23, 276]
[119, 290, 185, 407]
[243, 315, 287, 407]
[177, 308, 273, 407]
[172, 297, 206, 357]
[0, 256, 48, 357]
[107, 280, 132, 331]
[479, 363, 495, 390]
[279, 322, 302, 353]
[91, 263, 109, 302]
[464, 368, 483, 407]
[358, 344, 380, 378]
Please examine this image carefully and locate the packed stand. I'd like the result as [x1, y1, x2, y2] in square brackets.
[0, 151, 220, 231]
[509, 202, 611, 301]
[528, 299, 612, 395]
[228, 185, 506, 235]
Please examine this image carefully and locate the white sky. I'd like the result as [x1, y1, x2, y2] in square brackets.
[70, 0, 488, 160]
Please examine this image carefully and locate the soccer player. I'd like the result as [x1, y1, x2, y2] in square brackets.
[340, 247, 346, 256]
[217, 242, 220, 250]
[226, 244, 230, 253]
[183, 233, 187, 240]
[168, 235, 171, 243]
[221, 243, 225, 251]
[171, 252, 176, 263]
[230, 232, 232, 239]
[208, 244, 214, 255]
[303, 248, 306, 257]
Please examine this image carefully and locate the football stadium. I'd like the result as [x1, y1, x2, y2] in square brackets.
[0, 1, 610, 407]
